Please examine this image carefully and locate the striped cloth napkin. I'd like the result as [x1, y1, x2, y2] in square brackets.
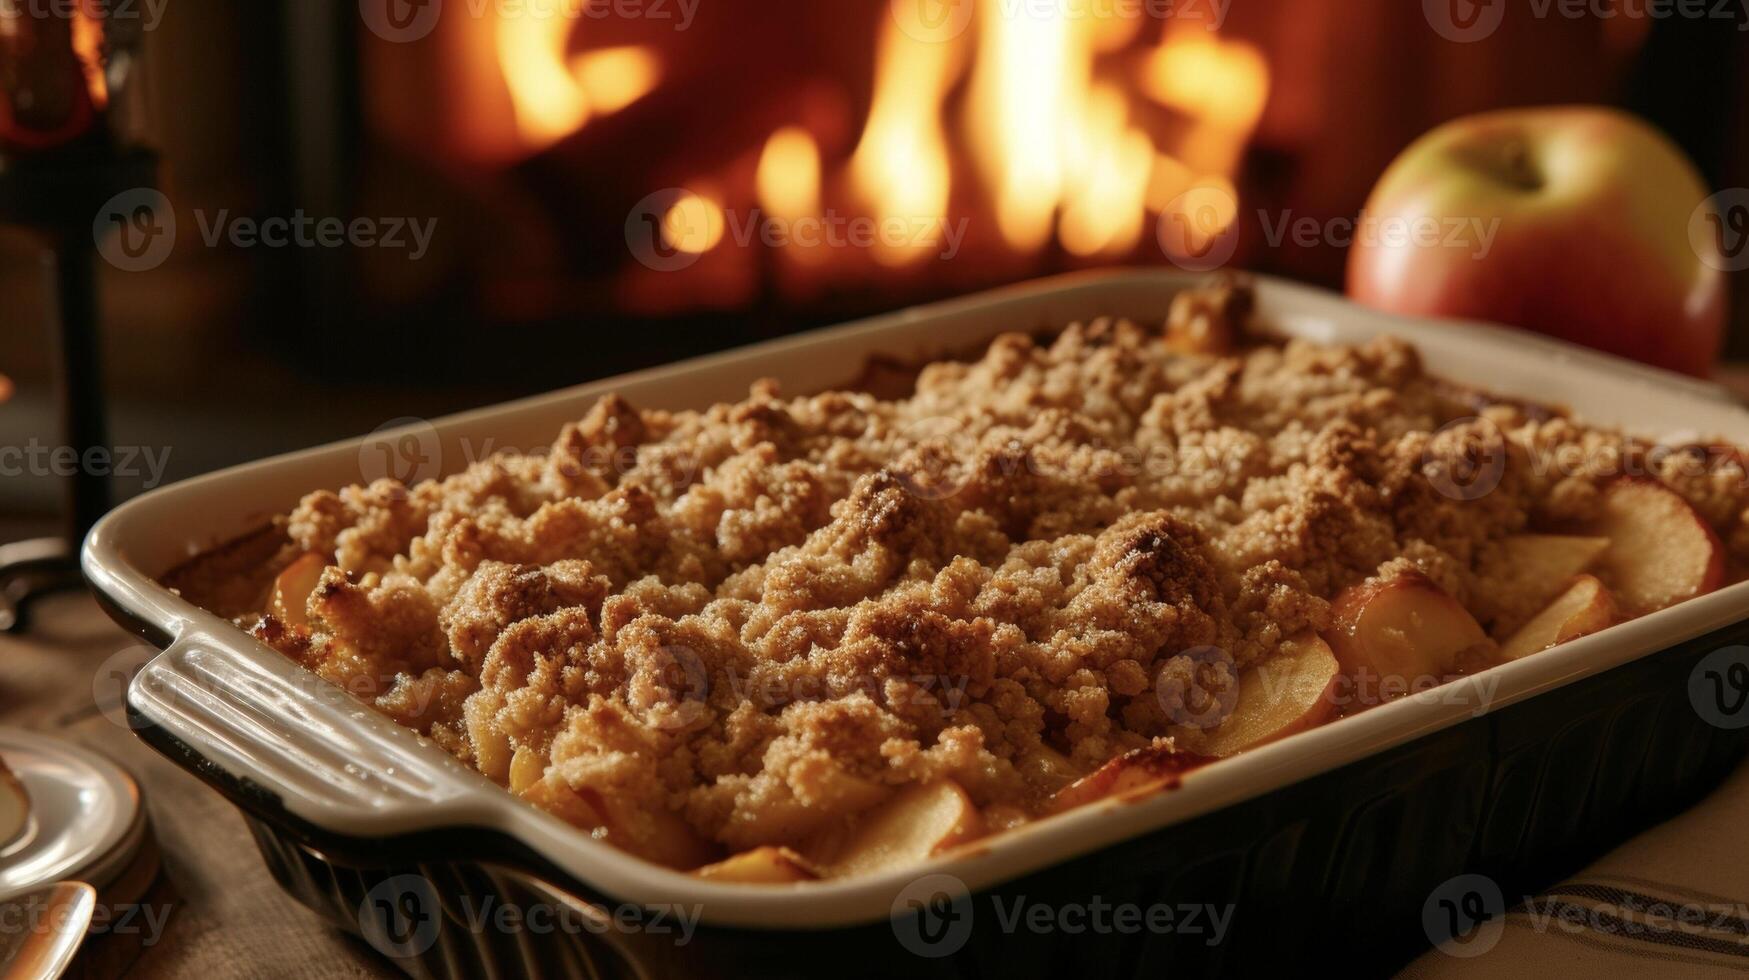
[1398, 760, 1749, 977]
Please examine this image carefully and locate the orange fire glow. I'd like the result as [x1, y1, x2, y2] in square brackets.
[1141, 30, 1269, 175]
[955, 10, 1267, 258]
[661, 189, 727, 255]
[848, 17, 962, 265]
[496, 7, 659, 150]
[71, 6, 107, 108]
[759, 127, 823, 222]
[484, 2, 1270, 271]
[965, 6, 1082, 252]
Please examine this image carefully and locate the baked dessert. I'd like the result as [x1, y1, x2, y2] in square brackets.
[165, 281, 1748, 882]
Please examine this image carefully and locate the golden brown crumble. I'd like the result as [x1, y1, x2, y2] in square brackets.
[165, 281, 1749, 870]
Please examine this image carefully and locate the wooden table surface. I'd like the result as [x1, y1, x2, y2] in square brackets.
[0, 590, 395, 979]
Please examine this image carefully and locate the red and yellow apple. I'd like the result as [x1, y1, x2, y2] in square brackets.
[1347, 106, 1726, 377]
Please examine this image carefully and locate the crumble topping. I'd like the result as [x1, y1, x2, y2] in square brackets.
[165, 281, 1749, 868]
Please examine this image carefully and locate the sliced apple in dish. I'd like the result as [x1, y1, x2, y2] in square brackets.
[1500, 574, 1618, 662]
[268, 552, 327, 629]
[1498, 534, 1610, 580]
[1587, 478, 1724, 617]
[817, 780, 985, 879]
[519, 777, 719, 870]
[1046, 745, 1206, 815]
[694, 846, 821, 884]
[1486, 534, 1611, 614]
[1178, 633, 1340, 758]
[1326, 571, 1489, 706]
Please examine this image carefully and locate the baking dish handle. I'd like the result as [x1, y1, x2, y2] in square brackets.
[126, 631, 487, 837]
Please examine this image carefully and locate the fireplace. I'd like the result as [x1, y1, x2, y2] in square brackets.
[0, 0, 1744, 521]
[344, 0, 1276, 358]
[330, 0, 1737, 368]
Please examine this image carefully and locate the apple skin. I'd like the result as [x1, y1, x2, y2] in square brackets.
[1347, 106, 1726, 377]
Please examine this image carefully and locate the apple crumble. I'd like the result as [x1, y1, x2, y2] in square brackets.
[166, 281, 1749, 880]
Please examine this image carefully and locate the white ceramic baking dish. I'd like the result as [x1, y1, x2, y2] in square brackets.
[83, 270, 1749, 977]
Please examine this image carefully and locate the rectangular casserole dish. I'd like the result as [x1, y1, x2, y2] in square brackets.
[84, 270, 1749, 978]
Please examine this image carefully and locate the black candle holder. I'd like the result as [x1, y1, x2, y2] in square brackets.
[0, 145, 158, 630]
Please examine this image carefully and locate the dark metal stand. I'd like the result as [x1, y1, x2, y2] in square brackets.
[0, 147, 156, 630]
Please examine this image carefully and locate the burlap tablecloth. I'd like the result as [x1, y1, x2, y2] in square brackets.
[1398, 759, 1749, 977]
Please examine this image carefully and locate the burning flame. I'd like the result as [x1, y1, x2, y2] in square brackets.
[758, 126, 822, 222]
[496, 8, 659, 149]
[1159, 175, 1240, 257]
[661, 190, 726, 255]
[965, 5, 1079, 252]
[957, 5, 1265, 257]
[1141, 30, 1269, 176]
[479, 0, 1270, 277]
[848, 16, 962, 265]
[574, 47, 662, 115]
[1059, 86, 1154, 256]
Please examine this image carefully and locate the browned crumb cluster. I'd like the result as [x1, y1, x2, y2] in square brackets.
[169, 282, 1749, 867]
